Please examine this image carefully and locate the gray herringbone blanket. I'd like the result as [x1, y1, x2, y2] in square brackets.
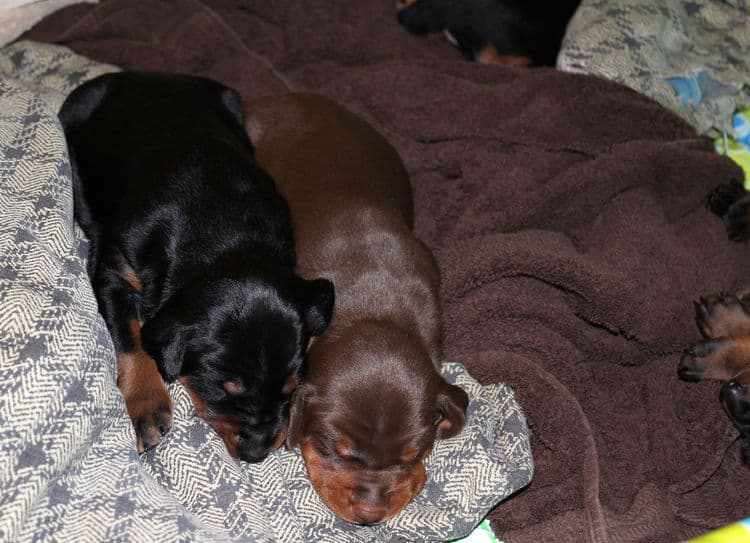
[0, 40, 533, 543]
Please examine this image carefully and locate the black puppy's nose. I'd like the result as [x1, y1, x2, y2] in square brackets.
[237, 434, 276, 463]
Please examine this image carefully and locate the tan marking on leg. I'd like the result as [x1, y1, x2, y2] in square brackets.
[476, 43, 533, 66]
[118, 319, 172, 453]
[115, 259, 143, 293]
[395, 0, 418, 10]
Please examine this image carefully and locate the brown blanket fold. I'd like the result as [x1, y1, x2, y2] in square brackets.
[25, 0, 750, 541]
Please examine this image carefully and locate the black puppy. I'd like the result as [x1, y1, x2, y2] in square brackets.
[59, 72, 334, 461]
[396, 0, 581, 66]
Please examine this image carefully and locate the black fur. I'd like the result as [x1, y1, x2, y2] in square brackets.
[397, 0, 581, 66]
[707, 179, 750, 242]
[60, 72, 334, 461]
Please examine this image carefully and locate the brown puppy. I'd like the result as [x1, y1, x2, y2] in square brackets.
[245, 94, 469, 524]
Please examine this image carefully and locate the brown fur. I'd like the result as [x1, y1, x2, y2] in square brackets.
[476, 43, 533, 66]
[245, 93, 469, 524]
[117, 319, 172, 453]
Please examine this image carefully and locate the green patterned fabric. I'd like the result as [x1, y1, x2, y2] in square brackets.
[558, 0, 750, 138]
[714, 108, 750, 187]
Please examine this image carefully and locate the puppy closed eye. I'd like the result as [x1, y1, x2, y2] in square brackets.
[224, 379, 245, 396]
[334, 439, 355, 459]
[333, 439, 365, 464]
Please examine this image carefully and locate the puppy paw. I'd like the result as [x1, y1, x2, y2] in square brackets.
[118, 351, 173, 453]
[126, 385, 173, 453]
[694, 293, 750, 339]
[679, 338, 750, 382]
[707, 179, 745, 217]
[678, 342, 718, 381]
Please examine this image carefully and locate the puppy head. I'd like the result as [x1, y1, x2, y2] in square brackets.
[721, 368, 750, 464]
[396, 0, 447, 35]
[286, 324, 469, 524]
[141, 271, 334, 463]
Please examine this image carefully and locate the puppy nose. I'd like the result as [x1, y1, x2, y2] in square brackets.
[352, 503, 387, 524]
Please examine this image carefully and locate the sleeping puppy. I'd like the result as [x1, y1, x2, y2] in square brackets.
[59, 73, 334, 462]
[678, 292, 750, 463]
[395, 0, 581, 66]
[245, 94, 469, 524]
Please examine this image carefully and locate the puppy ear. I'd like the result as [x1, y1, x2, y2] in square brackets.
[220, 87, 244, 125]
[286, 383, 314, 449]
[435, 382, 469, 440]
[300, 278, 335, 336]
[141, 308, 191, 381]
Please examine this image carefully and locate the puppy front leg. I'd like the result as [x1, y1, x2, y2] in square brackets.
[95, 264, 172, 453]
[678, 336, 750, 382]
[694, 293, 750, 339]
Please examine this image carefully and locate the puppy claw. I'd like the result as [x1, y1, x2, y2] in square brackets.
[678, 342, 722, 381]
[678, 352, 705, 381]
[126, 391, 173, 454]
[133, 406, 173, 453]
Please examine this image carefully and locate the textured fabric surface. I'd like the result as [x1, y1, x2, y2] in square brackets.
[0, 1, 98, 48]
[20, 1, 750, 541]
[0, 39, 532, 543]
[558, 0, 750, 137]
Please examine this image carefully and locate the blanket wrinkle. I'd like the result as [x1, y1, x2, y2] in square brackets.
[192, 0, 293, 92]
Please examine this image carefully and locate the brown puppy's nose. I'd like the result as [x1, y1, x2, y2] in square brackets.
[352, 503, 387, 524]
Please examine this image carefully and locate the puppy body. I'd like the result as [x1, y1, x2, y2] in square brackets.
[246, 94, 469, 524]
[396, 0, 581, 66]
[60, 73, 333, 461]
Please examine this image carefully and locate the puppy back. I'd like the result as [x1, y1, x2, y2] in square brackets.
[245, 93, 414, 228]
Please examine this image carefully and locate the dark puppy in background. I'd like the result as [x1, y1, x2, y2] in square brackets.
[59, 72, 333, 461]
[245, 94, 469, 525]
[678, 179, 750, 462]
[396, 0, 581, 66]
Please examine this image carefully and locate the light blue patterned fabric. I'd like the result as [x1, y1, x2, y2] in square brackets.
[559, 0, 750, 137]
